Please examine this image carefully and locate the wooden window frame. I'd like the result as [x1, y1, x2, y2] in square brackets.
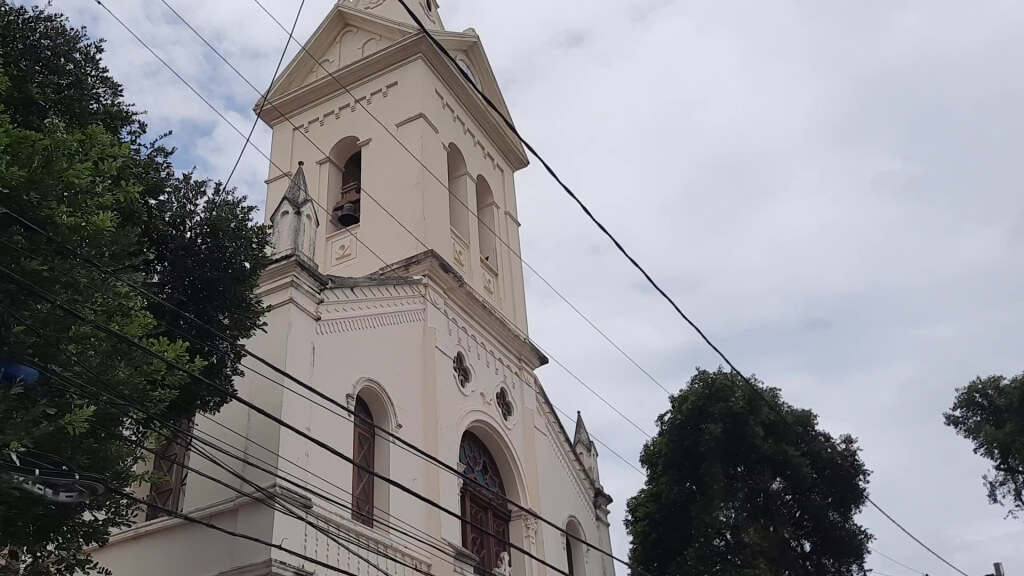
[146, 419, 193, 521]
[352, 397, 375, 527]
[459, 432, 511, 575]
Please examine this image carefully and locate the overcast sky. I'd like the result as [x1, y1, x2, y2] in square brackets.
[51, 0, 1024, 574]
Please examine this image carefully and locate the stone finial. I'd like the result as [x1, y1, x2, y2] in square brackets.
[270, 161, 320, 262]
[573, 410, 593, 450]
[284, 161, 312, 206]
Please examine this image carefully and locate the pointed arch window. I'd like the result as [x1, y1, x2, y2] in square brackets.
[352, 396, 375, 527]
[459, 432, 510, 575]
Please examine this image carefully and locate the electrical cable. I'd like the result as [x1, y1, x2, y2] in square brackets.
[870, 547, 927, 576]
[11, 3, 966, 572]
[1, 208, 646, 570]
[1, 9, 652, 555]
[244, 0, 670, 404]
[9, 322, 458, 571]
[149, 0, 656, 440]
[91, 0, 656, 484]
[0, 231, 646, 576]
[383, 3, 976, 573]
[0, 264, 580, 576]
[220, 0, 306, 192]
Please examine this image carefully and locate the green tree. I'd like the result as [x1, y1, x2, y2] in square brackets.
[625, 367, 873, 576]
[944, 373, 1024, 517]
[0, 3, 270, 574]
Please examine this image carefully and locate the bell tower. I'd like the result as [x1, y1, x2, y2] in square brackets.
[258, 0, 531, 332]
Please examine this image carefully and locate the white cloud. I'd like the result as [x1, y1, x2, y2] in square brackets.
[51, 0, 1024, 573]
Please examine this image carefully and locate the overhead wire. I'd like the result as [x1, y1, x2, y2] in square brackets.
[70, 0, 657, 531]
[151, 0, 656, 440]
[869, 547, 928, 576]
[0, 217, 645, 576]
[0, 263, 585, 576]
[89, 0, 655, 479]
[386, 2, 976, 573]
[2, 234, 514, 566]
[220, 0, 306, 191]
[5, 323, 408, 576]
[11, 2, 965, 573]
[9, 319, 459, 570]
[1, 207, 647, 565]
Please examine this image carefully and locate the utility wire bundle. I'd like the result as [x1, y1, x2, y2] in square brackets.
[0, 0, 971, 574]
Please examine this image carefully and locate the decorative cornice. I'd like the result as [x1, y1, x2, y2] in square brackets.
[396, 111, 440, 135]
[304, 500, 434, 570]
[216, 559, 314, 576]
[294, 81, 398, 134]
[436, 88, 501, 173]
[377, 250, 546, 369]
[260, 35, 528, 171]
[504, 209, 521, 227]
[317, 309, 424, 334]
[316, 280, 426, 333]
[98, 481, 281, 548]
[265, 170, 294, 186]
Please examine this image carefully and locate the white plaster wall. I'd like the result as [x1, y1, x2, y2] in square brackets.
[263, 56, 528, 335]
[89, 502, 274, 576]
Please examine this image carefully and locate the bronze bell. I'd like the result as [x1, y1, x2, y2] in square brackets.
[336, 202, 360, 227]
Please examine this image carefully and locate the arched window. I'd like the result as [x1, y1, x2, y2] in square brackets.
[352, 396, 375, 527]
[566, 536, 574, 576]
[476, 176, 497, 267]
[459, 432, 510, 575]
[147, 419, 193, 521]
[447, 144, 471, 243]
[565, 518, 586, 576]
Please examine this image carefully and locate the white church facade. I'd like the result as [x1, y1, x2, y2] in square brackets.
[90, 1, 616, 575]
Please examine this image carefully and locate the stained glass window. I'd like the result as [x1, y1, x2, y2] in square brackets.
[459, 432, 505, 494]
[459, 432, 510, 575]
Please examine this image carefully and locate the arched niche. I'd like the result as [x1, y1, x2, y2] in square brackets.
[564, 515, 587, 576]
[447, 143, 472, 243]
[475, 175, 498, 267]
[456, 416, 530, 576]
[327, 135, 364, 231]
[348, 377, 397, 530]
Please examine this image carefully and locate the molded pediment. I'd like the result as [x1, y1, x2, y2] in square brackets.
[263, 6, 417, 104]
[435, 31, 516, 134]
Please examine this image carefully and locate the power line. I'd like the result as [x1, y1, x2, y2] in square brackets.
[5, 327, 413, 576]
[0, 221, 646, 576]
[0, 264, 585, 576]
[386, 3, 977, 572]
[242, 0, 673, 400]
[152, 0, 657, 439]
[870, 547, 927, 576]
[73, 0, 655, 489]
[1, 209, 646, 549]
[869, 504, 966, 576]
[15, 335, 459, 570]
[94, 0, 655, 459]
[219, 0, 305, 191]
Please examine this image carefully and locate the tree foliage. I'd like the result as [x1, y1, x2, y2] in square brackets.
[0, 3, 270, 574]
[625, 368, 873, 576]
[944, 372, 1024, 517]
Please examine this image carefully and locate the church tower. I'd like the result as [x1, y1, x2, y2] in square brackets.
[89, 3, 616, 576]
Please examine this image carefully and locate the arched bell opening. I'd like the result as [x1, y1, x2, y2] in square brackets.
[328, 136, 363, 230]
